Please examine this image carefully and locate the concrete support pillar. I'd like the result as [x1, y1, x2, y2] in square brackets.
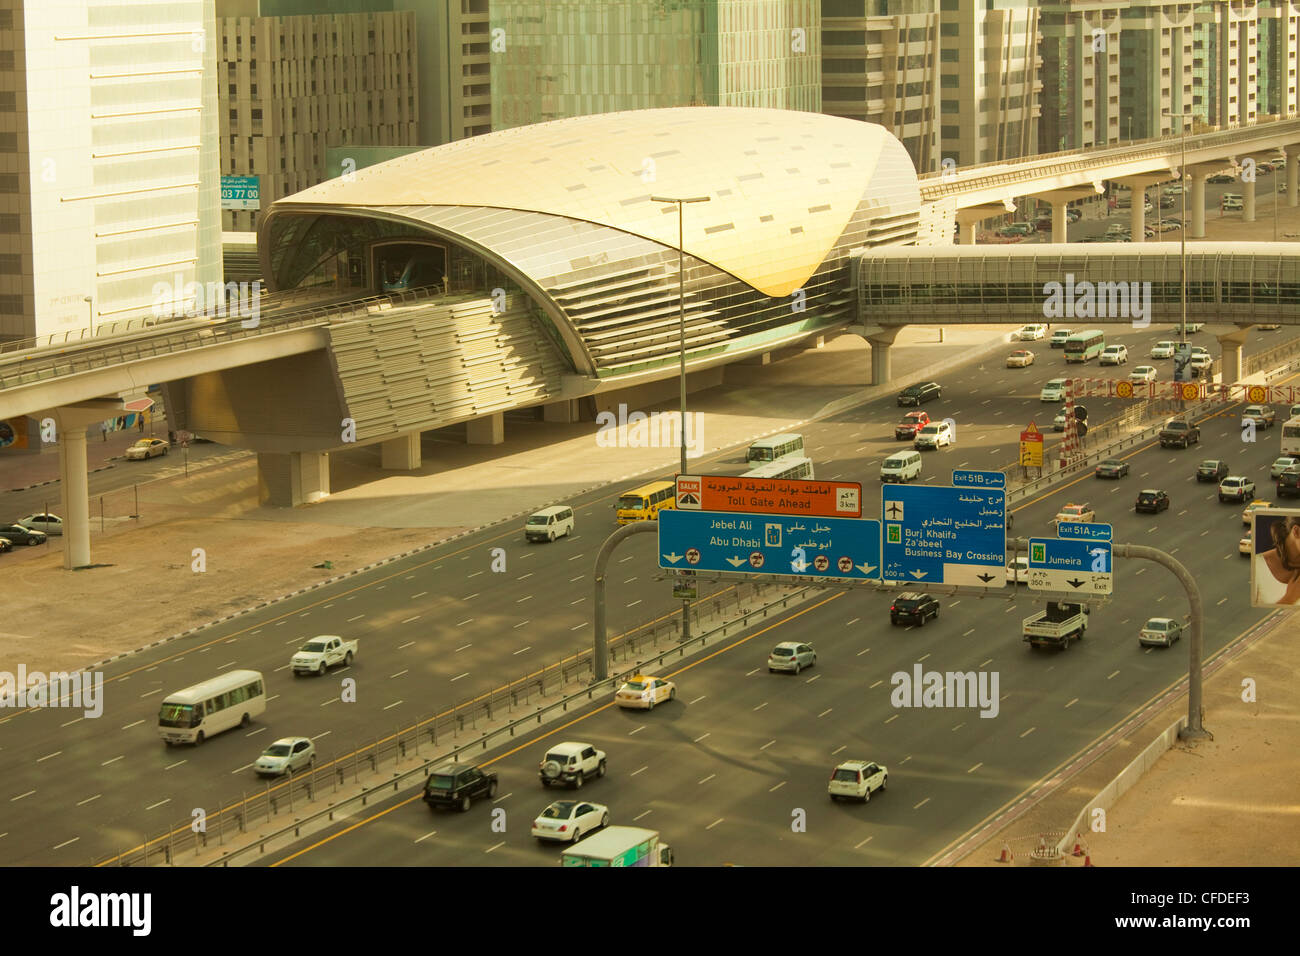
[46, 400, 125, 569]
[466, 413, 504, 445]
[380, 432, 421, 470]
[1190, 174, 1207, 238]
[1219, 340, 1243, 384]
[1217, 328, 1250, 385]
[865, 327, 903, 385]
[1051, 201, 1068, 244]
[58, 428, 91, 570]
[1243, 177, 1257, 223]
[1130, 194, 1145, 242]
[1287, 149, 1300, 207]
[813, 335, 826, 348]
[258, 451, 331, 507]
[737, 351, 772, 365]
[960, 220, 977, 245]
[543, 399, 580, 424]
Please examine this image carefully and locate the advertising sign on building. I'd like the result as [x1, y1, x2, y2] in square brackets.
[221, 175, 261, 211]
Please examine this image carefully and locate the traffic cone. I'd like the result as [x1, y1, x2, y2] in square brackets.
[1072, 834, 1085, 857]
[998, 843, 1014, 863]
[1083, 854, 1095, 867]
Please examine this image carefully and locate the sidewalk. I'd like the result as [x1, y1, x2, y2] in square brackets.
[0, 324, 1021, 676]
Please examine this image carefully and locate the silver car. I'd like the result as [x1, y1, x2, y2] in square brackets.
[767, 641, 816, 674]
[253, 736, 316, 777]
[1138, 618, 1183, 648]
[1271, 457, 1299, 479]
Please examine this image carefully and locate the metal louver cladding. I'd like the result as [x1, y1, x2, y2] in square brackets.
[326, 295, 568, 441]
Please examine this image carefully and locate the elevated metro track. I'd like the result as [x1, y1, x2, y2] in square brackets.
[918, 116, 1300, 208]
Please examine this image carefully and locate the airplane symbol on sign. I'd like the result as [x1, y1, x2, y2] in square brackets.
[886, 502, 903, 519]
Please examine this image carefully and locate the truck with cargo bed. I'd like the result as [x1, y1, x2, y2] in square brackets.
[291, 635, 357, 675]
[1023, 601, 1090, 649]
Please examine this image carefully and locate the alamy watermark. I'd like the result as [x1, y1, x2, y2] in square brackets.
[49, 886, 150, 936]
[595, 403, 704, 457]
[1042, 273, 1151, 328]
[151, 272, 263, 329]
[890, 664, 1000, 718]
[0, 665, 103, 719]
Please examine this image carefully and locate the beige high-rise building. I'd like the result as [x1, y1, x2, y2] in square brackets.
[1038, 0, 1300, 154]
[489, 0, 822, 129]
[820, 0, 1040, 173]
[216, 4, 419, 231]
[0, 0, 223, 341]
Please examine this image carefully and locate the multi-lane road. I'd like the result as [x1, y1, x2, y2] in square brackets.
[0, 321, 1291, 865]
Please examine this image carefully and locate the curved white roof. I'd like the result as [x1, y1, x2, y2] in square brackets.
[279, 107, 914, 297]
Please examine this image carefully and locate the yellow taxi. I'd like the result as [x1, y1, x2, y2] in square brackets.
[614, 674, 676, 710]
[1242, 500, 1271, 526]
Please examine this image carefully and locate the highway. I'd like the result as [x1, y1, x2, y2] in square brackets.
[263, 386, 1280, 866]
[0, 320, 1289, 864]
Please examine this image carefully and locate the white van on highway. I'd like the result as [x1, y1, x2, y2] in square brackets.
[880, 451, 922, 482]
[525, 506, 575, 542]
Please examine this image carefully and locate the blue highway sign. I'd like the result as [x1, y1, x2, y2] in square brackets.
[1027, 537, 1113, 594]
[881, 484, 1006, 586]
[659, 509, 881, 579]
[1058, 521, 1112, 541]
[952, 469, 1006, 489]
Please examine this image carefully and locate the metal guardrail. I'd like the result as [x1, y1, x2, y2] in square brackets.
[0, 285, 446, 391]
[93, 579, 806, 867]
[0, 284, 338, 356]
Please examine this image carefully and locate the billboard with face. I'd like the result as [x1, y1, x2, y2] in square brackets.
[1249, 508, 1300, 607]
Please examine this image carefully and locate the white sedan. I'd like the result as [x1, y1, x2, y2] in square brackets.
[1130, 366, 1157, 382]
[1017, 324, 1047, 340]
[1006, 556, 1029, 585]
[614, 674, 676, 710]
[531, 800, 609, 843]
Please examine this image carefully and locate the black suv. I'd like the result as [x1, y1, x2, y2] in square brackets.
[1135, 489, 1170, 514]
[1195, 460, 1229, 482]
[897, 382, 941, 407]
[1279, 467, 1300, 498]
[423, 762, 499, 812]
[890, 592, 940, 626]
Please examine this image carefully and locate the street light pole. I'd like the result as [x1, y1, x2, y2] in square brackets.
[1163, 108, 1192, 345]
[651, 195, 710, 476]
[652, 193, 710, 645]
[83, 295, 93, 338]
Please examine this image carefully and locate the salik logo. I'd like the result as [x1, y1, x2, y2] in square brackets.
[676, 476, 702, 509]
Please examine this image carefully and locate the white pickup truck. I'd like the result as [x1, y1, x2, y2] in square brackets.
[1023, 602, 1090, 649]
[291, 635, 357, 675]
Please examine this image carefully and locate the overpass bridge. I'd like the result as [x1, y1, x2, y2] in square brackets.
[920, 116, 1300, 245]
[850, 243, 1300, 384]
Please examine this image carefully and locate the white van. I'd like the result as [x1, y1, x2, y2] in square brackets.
[880, 451, 922, 483]
[525, 506, 575, 542]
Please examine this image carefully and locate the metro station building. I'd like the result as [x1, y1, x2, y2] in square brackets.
[253, 107, 924, 457]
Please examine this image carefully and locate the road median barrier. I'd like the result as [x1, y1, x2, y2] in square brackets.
[93, 577, 825, 867]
